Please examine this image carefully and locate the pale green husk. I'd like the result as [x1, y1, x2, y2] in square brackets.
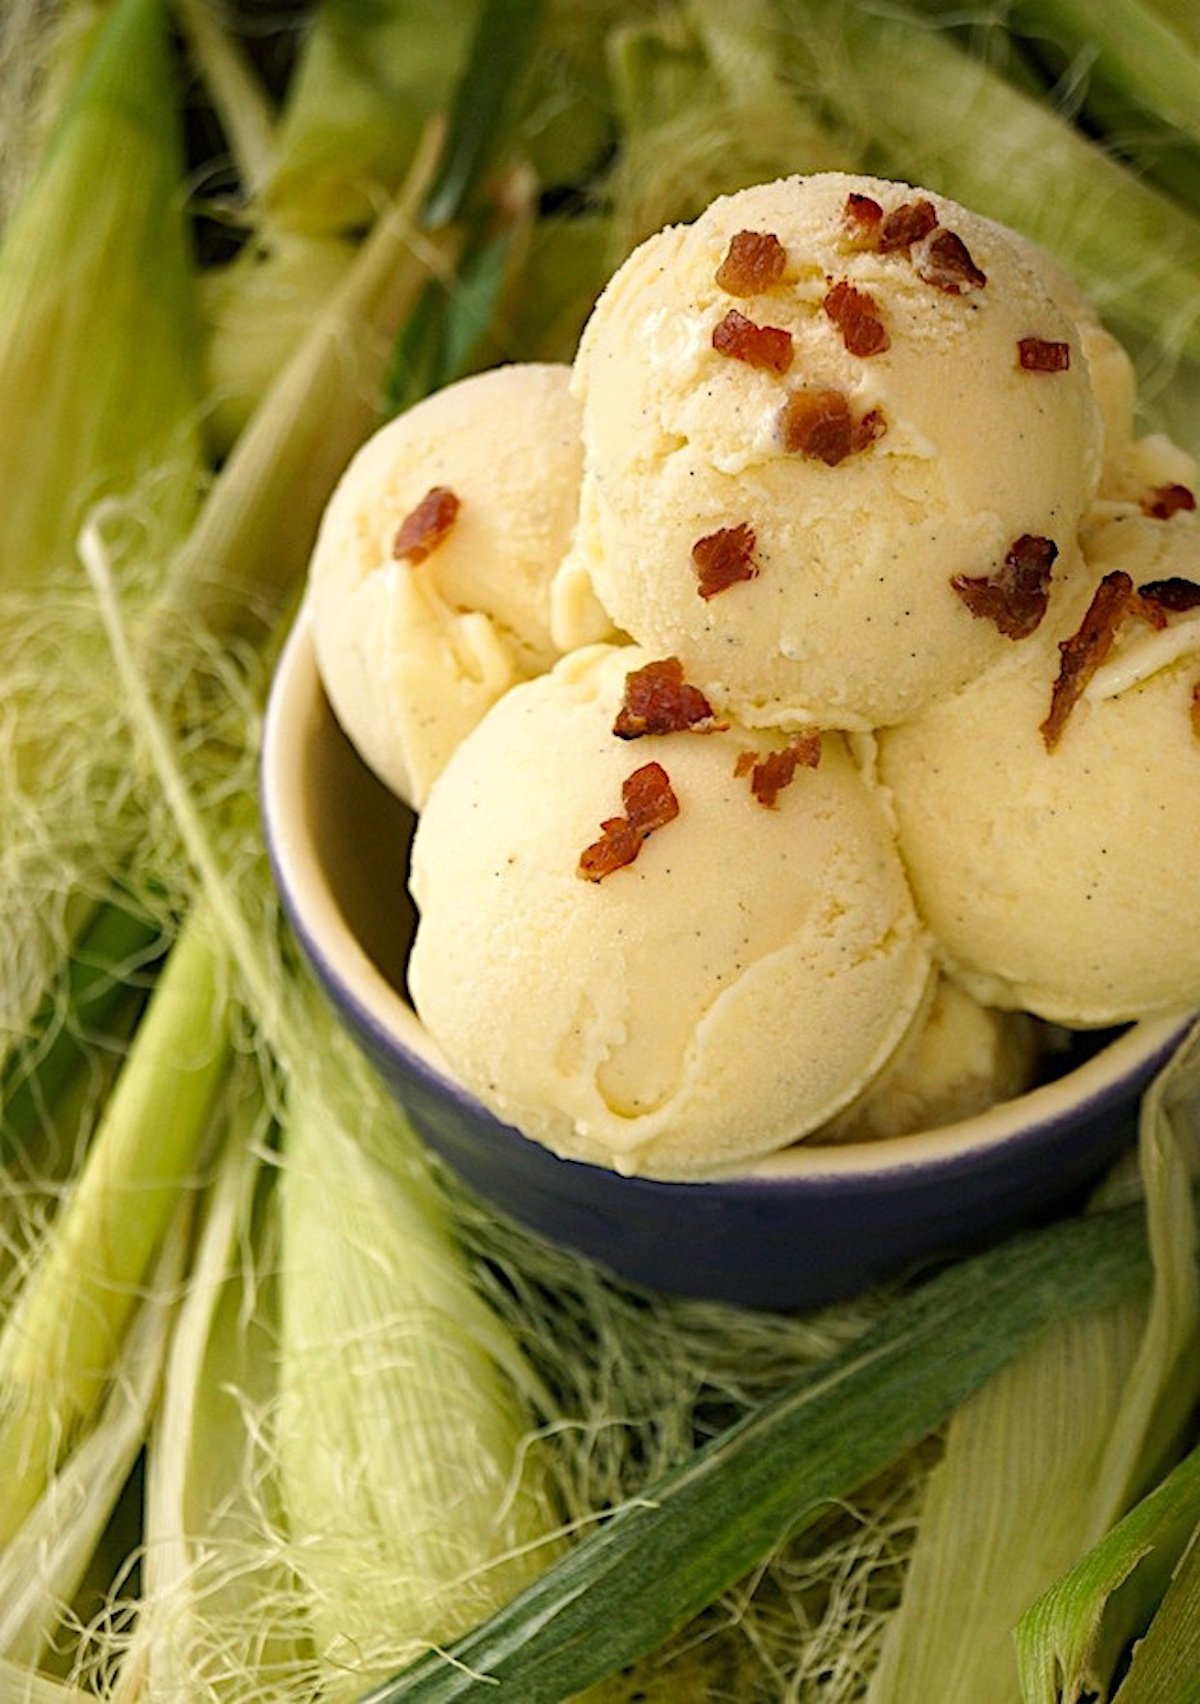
[2, 2, 1200, 1700]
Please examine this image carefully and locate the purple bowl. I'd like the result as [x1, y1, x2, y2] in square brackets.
[261, 611, 1191, 1310]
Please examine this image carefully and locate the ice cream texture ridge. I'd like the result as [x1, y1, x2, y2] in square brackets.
[306, 170, 1200, 1180]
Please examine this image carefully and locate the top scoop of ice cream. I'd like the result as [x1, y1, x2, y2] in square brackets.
[554, 172, 1103, 730]
[309, 362, 583, 809]
[408, 642, 933, 1178]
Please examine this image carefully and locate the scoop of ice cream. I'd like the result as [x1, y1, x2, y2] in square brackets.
[877, 513, 1200, 1024]
[994, 224, 1137, 491]
[1097, 429, 1199, 516]
[308, 362, 583, 809]
[553, 172, 1103, 731]
[815, 976, 1039, 1144]
[408, 643, 934, 1178]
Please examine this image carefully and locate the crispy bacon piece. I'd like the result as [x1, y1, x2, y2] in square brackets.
[715, 230, 787, 295]
[837, 194, 984, 295]
[1018, 337, 1071, 372]
[392, 485, 460, 563]
[778, 388, 886, 466]
[691, 523, 759, 599]
[1040, 570, 1134, 751]
[823, 280, 890, 356]
[737, 731, 823, 807]
[712, 308, 794, 373]
[840, 192, 884, 246]
[1141, 482, 1197, 520]
[577, 761, 680, 881]
[878, 198, 938, 252]
[912, 227, 987, 293]
[1137, 576, 1200, 618]
[613, 656, 719, 738]
[950, 534, 1058, 640]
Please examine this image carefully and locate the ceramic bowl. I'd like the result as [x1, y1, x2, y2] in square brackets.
[260, 611, 1190, 1310]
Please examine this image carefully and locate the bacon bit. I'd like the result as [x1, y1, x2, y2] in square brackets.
[715, 230, 787, 295]
[1140, 482, 1197, 520]
[840, 192, 884, 246]
[912, 227, 987, 293]
[950, 534, 1058, 640]
[712, 308, 794, 373]
[739, 731, 823, 808]
[878, 198, 938, 252]
[1040, 571, 1135, 751]
[1018, 336, 1071, 373]
[779, 388, 886, 466]
[1127, 576, 1200, 630]
[692, 523, 759, 599]
[392, 485, 460, 563]
[1137, 576, 1200, 618]
[823, 280, 890, 356]
[613, 656, 720, 739]
[577, 761, 680, 881]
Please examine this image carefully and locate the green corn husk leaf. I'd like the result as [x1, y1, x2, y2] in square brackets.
[867, 1024, 1200, 1701]
[154, 123, 456, 646]
[0, 1656, 91, 1704]
[197, 0, 546, 450]
[199, 231, 358, 457]
[0, 1196, 188, 1670]
[768, 0, 1200, 385]
[865, 1300, 1149, 1704]
[260, 0, 485, 234]
[385, 226, 515, 415]
[1088, 1031, 1200, 1517]
[1141, 0, 1200, 55]
[364, 1191, 1177, 1704]
[277, 1028, 564, 1701]
[1016, 1445, 1200, 1704]
[172, 0, 278, 198]
[85, 486, 566, 1699]
[0, 0, 205, 593]
[605, 0, 849, 255]
[0, 0, 115, 223]
[484, 210, 614, 367]
[906, 0, 1200, 209]
[0, 0, 205, 1053]
[0, 896, 163, 1176]
[260, 0, 624, 237]
[0, 903, 231, 1549]
[116, 1079, 309, 1703]
[418, 0, 549, 230]
[1113, 1522, 1200, 1704]
[1003, 0, 1200, 208]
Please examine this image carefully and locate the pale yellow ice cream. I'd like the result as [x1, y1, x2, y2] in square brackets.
[878, 506, 1200, 1024]
[997, 223, 1137, 490]
[816, 976, 1039, 1143]
[408, 643, 934, 1178]
[309, 362, 583, 810]
[554, 172, 1103, 730]
[302, 170, 1200, 1184]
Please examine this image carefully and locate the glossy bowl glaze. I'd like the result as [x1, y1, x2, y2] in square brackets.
[261, 611, 1191, 1310]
